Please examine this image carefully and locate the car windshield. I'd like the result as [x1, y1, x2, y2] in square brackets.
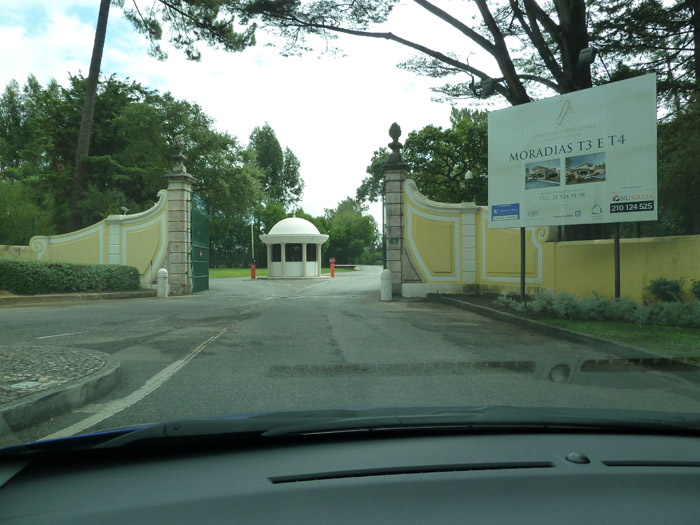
[1, 0, 700, 450]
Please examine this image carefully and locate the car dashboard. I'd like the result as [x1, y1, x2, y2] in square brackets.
[2, 430, 700, 523]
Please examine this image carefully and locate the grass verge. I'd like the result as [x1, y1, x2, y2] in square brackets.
[540, 318, 700, 361]
[209, 267, 354, 278]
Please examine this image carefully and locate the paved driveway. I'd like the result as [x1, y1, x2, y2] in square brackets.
[3, 266, 700, 446]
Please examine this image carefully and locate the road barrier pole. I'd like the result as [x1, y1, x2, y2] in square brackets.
[251, 261, 256, 280]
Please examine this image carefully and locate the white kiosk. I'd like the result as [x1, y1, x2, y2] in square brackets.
[259, 217, 329, 278]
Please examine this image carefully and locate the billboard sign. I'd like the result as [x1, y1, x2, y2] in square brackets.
[488, 74, 657, 228]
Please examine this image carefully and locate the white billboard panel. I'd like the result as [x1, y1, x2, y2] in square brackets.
[488, 75, 657, 228]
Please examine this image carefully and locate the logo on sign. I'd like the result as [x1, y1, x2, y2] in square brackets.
[555, 99, 573, 127]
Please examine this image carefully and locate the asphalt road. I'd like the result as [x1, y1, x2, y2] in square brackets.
[3, 266, 700, 445]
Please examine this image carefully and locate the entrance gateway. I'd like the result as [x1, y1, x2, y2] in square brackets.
[259, 217, 329, 278]
[191, 193, 209, 293]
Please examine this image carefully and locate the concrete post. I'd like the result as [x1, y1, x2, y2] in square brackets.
[384, 123, 409, 295]
[164, 138, 195, 296]
[380, 268, 392, 301]
[157, 268, 169, 298]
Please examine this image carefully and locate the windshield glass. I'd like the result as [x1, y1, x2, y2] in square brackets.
[1, 0, 699, 449]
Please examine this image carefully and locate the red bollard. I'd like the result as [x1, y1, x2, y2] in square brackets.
[330, 257, 335, 278]
[251, 263, 256, 280]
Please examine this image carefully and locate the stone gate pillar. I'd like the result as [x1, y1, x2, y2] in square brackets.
[164, 140, 195, 296]
[384, 123, 409, 295]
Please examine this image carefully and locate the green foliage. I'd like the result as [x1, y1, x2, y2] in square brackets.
[604, 297, 640, 322]
[1, 74, 268, 269]
[691, 280, 700, 301]
[0, 258, 140, 295]
[495, 294, 525, 313]
[646, 278, 685, 302]
[118, 0, 257, 62]
[591, 0, 698, 110]
[551, 293, 581, 319]
[495, 292, 700, 328]
[248, 124, 304, 207]
[322, 198, 379, 264]
[527, 294, 553, 314]
[357, 109, 488, 205]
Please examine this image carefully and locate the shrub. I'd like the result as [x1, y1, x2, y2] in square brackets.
[528, 294, 554, 314]
[646, 277, 684, 302]
[0, 258, 140, 295]
[495, 294, 525, 312]
[691, 279, 700, 301]
[604, 297, 639, 322]
[577, 296, 607, 321]
[494, 290, 700, 329]
[551, 292, 581, 319]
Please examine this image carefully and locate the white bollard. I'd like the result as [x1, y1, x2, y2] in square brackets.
[157, 268, 169, 298]
[380, 268, 392, 301]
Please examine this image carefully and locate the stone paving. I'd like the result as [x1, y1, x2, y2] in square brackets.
[0, 345, 107, 405]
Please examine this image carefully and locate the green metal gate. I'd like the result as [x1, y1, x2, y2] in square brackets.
[191, 193, 209, 293]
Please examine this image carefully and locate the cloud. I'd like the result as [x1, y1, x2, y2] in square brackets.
[0, 1, 461, 222]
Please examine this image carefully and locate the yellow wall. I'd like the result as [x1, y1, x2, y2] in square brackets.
[474, 206, 700, 302]
[7, 190, 169, 286]
[409, 212, 459, 281]
[38, 223, 106, 265]
[552, 236, 700, 302]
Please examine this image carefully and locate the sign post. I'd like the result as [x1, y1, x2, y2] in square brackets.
[488, 75, 657, 299]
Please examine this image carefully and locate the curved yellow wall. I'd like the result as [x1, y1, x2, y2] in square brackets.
[27, 190, 168, 285]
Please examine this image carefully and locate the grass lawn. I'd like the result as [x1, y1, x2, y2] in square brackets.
[209, 267, 354, 278]
[540, 318, 700, 361]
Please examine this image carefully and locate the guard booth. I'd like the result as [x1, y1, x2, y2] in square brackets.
[191, 193, 209, 293]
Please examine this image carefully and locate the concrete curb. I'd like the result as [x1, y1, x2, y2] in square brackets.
[0, 289, 156, 306]
[428, 294, 686, 361]
[0, 353, 121, 440]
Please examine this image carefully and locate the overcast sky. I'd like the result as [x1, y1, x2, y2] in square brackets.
[0, 0, 498, 223]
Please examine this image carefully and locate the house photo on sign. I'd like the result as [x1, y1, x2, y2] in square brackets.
[488, 74, 658, 228]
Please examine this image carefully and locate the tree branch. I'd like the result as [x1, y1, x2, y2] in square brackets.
[411, 0, 495, 53]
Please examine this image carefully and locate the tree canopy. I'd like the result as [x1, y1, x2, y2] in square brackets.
[248, 123, 304, 207]
[357, 108, 488, 205]
[0, 74, 263, 250]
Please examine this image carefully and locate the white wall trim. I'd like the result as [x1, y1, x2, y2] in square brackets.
[479, 211, 549, 284]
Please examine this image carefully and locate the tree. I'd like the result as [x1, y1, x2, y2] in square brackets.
[653, 100, 700, 235]
[322, 198, 379, 264]
[0, 75, 263, 254]
[248, 124, 304, 207]
[69, 0, 111, 231]
[591, 0, 700, 112]
[357, 109, 488, 205]
[68, 0, 259, 231]
[241, 0, 597, 105]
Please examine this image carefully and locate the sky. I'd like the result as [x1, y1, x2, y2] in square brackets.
[0, 0, 496, 224]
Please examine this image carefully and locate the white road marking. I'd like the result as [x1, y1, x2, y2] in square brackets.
[36, 331, 87, 340]
[40, 326, 229, 441]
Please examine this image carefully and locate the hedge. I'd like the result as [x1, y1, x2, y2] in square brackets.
[0, 257, 141, 295]
[495, 292, 700, 329]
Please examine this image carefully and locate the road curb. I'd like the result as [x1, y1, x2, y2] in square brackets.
[0, 353, 121, 441]
[0, 289, 156, 306]
[428, 294, 674, 361]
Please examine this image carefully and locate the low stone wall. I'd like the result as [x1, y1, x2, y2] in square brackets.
[0, 245, 33, 259]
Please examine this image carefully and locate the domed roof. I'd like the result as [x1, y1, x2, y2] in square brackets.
[268, 217, 321, 235]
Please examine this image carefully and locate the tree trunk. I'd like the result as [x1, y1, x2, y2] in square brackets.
[68, 0, 110, 232]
